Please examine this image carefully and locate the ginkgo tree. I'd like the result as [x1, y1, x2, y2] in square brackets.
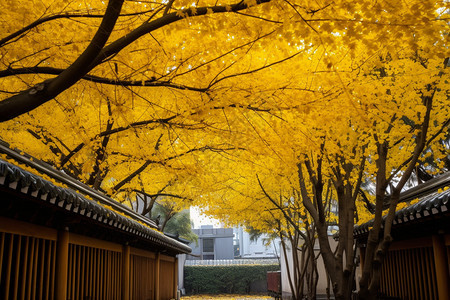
[1, 0, 449, 299]
[198, 56, 448, 300]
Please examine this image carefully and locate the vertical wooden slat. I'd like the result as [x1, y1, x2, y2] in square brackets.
[87, 247, 91, 299]
[379, 258, 385, 294]
[384, 252, 391, 296]
[150, 258, 153, 297]
[117, 252, 121, 298]
[132, 256, 136, 300]
[78, 246, 86, 299]
[139, 257, 142, 299]
[122, 245, 130, 300]
[0, 232, 5, 284]
[396, 251, 401, 297]
[383, 253, 389, 295]
[432, 235, 450, 300]
[55, 230, 69, 300]
[155, 252, 160, 300]
[75, 245, 80, 300]
[428, 247, 438, 300]
[387, 252, 392, 296]
[20, 236, 30, 300]
[423, 248, 430, 299]
[38, 240, 45, 300]
[96, 248, 101, 300]
[50, 240, 56, 300]
[411, 249, 419, 298]
[118, 252, 122, 298]
[393, 251, 400, 298]
[24, 236, 33, 300]
[96, 248, 100, 299]
[411, 249, 418, 298]
[404, 249, 411, 299]
[114, 252, 117, 299]
[110, 251, 114, 300]
[383, 254, 389, 295]
[12, 235, 21, 300]
[85, 247, 89, 299]
[67, 245, 73, 300]
[4, 234, 14, 300]
[391, 252, 397, 297]
[85, 247, 91, 299]
[74, 245, 83, 299]
[73, 244, 78, 300]
[93, 247, 97, 299]
[424, 248, 433, 300]
[394, 250, 400, 298]
[421, 248, 431, 299]
[31, 238, 39, 300]
[44, 240, 52, 300]
[97, 249, 103, 299]
[379, 259, 385, 294]
[174, 257, 178, 299]
[416, 248, 424, 299]
[27, 237, 34, 300]
[136, 256, 140, 299]
[90, 247, 95, 299]
[105, 251, 108, 300]
[103, 250, 107, 299]
[400, 249, 407, 299]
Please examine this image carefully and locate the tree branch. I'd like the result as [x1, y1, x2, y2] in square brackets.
[0, 67, 208, 92]
[0, 0, 125, 122]
[0, 0, 273, 121]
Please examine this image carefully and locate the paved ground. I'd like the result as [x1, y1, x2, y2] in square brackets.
[182, 295, 273, 300]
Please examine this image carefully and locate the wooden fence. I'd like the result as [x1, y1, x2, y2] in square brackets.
[0, 217, 178, 300]
[360, 235, 450, 300]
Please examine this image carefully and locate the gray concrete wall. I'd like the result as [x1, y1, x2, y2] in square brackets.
[187, 226, 234, 260]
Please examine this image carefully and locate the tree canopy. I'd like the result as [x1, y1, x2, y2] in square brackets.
[1, 0, 449, 299]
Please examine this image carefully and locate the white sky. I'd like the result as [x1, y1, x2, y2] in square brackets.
[190, 206, 222, 229]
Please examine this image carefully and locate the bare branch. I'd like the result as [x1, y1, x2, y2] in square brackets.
[0, 0, 273, 121]
[0, 0, 125, 122]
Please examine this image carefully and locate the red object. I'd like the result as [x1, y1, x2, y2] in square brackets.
[267, 271, 281, 297]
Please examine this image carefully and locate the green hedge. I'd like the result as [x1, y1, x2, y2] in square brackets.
[184, 264, 280, 294]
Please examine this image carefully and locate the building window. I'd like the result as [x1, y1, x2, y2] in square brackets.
[203, 254, 214, 260]
[203, 238, 214, 253]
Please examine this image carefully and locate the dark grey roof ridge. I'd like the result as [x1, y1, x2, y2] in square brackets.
[398, 172, 450, 202]
[354, 172, 450, 237]
[0, 141, 157, 230]
[0, 145, 191, 254]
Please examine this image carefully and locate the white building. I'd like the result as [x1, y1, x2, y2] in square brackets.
[234, 227, 280, 259]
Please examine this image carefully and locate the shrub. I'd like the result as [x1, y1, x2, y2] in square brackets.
[184, 264, 280, 294]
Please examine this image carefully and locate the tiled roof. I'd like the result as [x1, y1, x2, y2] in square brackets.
[354, 173, 450, 237]
[0, 155, 191, 254]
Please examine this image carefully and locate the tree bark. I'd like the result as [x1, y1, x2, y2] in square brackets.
[0, 0, 272, 121]
[0, 0, 125, 121]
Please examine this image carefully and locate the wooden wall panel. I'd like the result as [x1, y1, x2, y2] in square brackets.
[0, 219, 179, 300]
[159, 260, 175, 300]
[379, 247, 438, 300]
[0, 233, 56, 300]
[67, 243, 122, 300]
[130, 254, 155, 300]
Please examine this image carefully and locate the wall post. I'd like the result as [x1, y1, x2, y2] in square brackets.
[173, 256, 178, 299]
[155, 252, 160, 300]
[122, 244, 130, 300]
[432, 234, 450, 300]
[55, 228, 69, 300]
